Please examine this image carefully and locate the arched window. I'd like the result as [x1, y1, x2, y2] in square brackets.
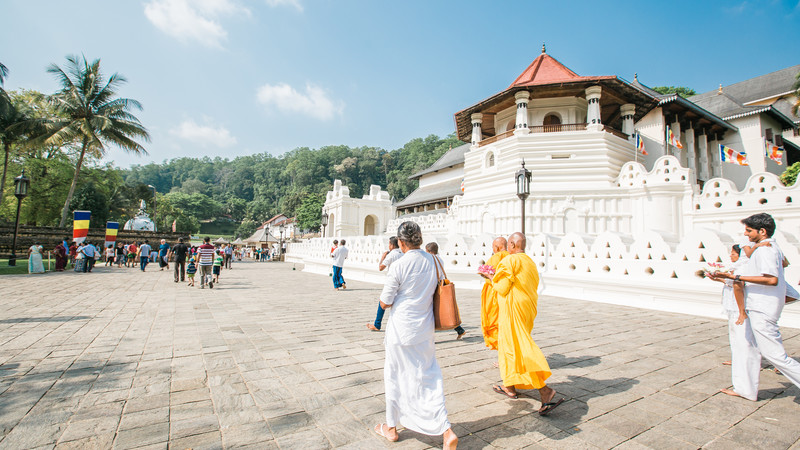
[487, 152, 495, 167]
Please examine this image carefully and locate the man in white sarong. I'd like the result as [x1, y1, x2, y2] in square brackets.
[375, 221, 457, 449]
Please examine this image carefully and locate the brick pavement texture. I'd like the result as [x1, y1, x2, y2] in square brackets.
[0, 260, 799, 449]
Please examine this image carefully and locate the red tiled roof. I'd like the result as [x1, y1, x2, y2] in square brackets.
[509, 53, 613, 88]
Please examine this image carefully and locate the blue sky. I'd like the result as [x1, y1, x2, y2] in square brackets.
[2, 0, 799, 168]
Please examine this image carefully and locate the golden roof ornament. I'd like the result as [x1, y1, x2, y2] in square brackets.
[542, 43, 546, 54]
[718, 84, 723, 94]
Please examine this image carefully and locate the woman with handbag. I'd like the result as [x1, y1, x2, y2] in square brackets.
[374, 221, 457, 449]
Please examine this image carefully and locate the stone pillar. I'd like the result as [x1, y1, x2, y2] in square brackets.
[685, 124, 697, 183]
[697, 132, 710, 180]
[514, 91, 530, 135]
[710, 135, 722, 178]
[585, 86, 602, 131]
[620, 104, 635, 137]
[471, 113, 483, 146]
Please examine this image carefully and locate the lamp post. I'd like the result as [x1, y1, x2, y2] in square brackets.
[147, 184, 157, 230]
[262, 225, 269, 262]
[279, 223, 286, 260]
[9, 170, 31, 266]
[321, 212, 328, 237]
[515, 160, 531, 235]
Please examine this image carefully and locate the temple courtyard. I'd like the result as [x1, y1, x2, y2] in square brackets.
[0, 261, 799, 449]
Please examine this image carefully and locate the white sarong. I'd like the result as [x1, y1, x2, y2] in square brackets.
[384, 336, 450, 436]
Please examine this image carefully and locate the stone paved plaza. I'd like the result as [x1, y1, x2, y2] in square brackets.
[1, 261, 800, 449]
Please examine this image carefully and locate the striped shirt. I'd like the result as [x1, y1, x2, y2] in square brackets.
[198, 244, 216, 266]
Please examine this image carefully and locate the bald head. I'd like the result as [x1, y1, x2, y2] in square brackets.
[492, 237, 507, 253]
[508, 232, 526, 254]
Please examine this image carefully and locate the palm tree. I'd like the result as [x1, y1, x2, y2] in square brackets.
[0, 96, 33, 207]
[41, 55, 149, 227]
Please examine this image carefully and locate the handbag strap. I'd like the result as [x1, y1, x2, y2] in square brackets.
[432, 254, 447, 281]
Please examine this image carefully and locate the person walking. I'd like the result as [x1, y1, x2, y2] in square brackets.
[197, 237, 215, 289]
[712, 213, 800, 399]
[480, 237, 509, 350]
[374, 221, 457, 449]
[127, 242, 137, 268]
[104, 245, 115, 266]
[158, 239, 170, 271]
[212, 250, 223, 284]
[138, 241, 152, 272]
[27, 242, 45, 274]
[53, 241, 68, 272]
[367, 236, 404, 331]
[490, 232, 564, 415]
[115, 242, 125, 268]
[425, 242, 467, 340]
[82, 242, 97, 273]
[169, 238, 189, 283]
[186, 257, 197, 286]
[224, 244, 233, 269]
[332, 239, 348, 290]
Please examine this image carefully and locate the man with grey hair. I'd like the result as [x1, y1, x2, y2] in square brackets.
[374, 222, 457, 449]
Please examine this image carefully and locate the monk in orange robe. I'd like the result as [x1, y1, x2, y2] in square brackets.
[480, 237, 508, 350]
[491, 232, 564, 415]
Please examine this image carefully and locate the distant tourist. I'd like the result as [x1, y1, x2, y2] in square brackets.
[104, 244, 115, 266]
[138, 240, 152, 272]
[426, 242, 467, 340]
[331, 239, 348, 290]
[115, 242, 125, 268]
[197, 237, 215, 288]
[710, 213, 800, 400]
[169, 238, 189, 283]
[367, 236, 404, 331]
[27, 242, 45, 274]
[158, 239, 170, 271]
[126, 242, 138, 268]
[68, 241, 77, 266]
[53, 240, 67, 272]
[490, 232, 564, 416]
[213, 250, 223, 284]
[82, 242, 97, 273]
[374, 221, 457, 449]
[186, 257, 197, 286]
[224, 244, 233, 269]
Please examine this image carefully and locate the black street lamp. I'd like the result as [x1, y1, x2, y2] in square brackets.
[262, 225, 269, 262]
[9, 170, 30, 266]
[321, 212, 328, 237]
[279, 223, 286, 259]
[515, 160, 531, 235]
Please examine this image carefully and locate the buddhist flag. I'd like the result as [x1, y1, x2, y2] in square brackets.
[635, 132, 648, 155]
[172, 220, 177, 232]
[666, 125, 684, 149]
[460, 178, 465, 192]
[104, 222, 119, 248]
[720, 144, 748, 166]
[765, 141, 784, 165]
[73, 211, 91, 244]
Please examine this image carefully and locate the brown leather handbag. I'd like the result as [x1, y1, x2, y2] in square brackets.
[432, 255, 462, 330]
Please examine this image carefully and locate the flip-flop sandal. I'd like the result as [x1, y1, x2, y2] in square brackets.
[374, 423, 398, 442]
[538, 398, 565, 416]
[492, 385, 518, 399]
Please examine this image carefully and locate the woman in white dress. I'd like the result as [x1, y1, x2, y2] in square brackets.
[28, 243, 45, 274]
[374, 221, 457, 449]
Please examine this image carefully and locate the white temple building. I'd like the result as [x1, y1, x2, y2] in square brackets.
[291, 49, 800, 326]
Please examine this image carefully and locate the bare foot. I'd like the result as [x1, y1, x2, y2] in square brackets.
[719, 388, 743, 398]
[374, 423, 398, 442]
[366, 323, 380, 331]
[722, 361, 732, 366]
[492, 361, 499, 368]
[443, 427, 458, 450]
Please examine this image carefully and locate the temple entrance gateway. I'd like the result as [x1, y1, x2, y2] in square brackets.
[363, 214, 378, 236]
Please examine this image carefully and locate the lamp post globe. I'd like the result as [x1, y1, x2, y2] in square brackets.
[9, 170, 31, 267]
[147, 185, 157, 231]
[278, 223, 286, 258]
[515, 161, 531, 234]
[321, 212, 328, 237]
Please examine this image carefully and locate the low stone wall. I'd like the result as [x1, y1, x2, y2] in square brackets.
[0, 225, 190, 257]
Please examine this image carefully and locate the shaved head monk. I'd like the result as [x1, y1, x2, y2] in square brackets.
[491, 232, 564, 415]
[480, 237, 509, 350]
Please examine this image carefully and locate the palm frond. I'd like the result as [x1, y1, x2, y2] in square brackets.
[0, 61, 8, 85]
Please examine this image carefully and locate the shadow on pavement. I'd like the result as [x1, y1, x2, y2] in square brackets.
[0, 316, 91, 323]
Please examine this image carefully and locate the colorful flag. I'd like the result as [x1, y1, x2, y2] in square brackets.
[104, 222, 119, 248]
[172, 220, 177, 232]
[460, 178, 465, 192]
[666, 125, 684, 149]
[634, 132, 648, 155]
[73, 210, 91, 244]
[719, 144, 748, 166]
[765, 141, 784, 165]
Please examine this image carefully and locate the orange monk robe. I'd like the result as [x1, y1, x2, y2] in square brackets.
[492, 252, 551, 390]
[480, 250, 509, 350]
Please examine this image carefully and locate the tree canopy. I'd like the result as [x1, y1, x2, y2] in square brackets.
[652, 86, 698, 98]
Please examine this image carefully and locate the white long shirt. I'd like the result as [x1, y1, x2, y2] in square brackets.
[332, 246, 348, 267]
[381, 249, 438, 346]
[741, 239, 786, 320]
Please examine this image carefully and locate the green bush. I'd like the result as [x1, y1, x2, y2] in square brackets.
[780, 162, 800, 186]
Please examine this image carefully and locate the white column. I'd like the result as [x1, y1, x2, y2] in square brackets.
[685, 124, 697, 183]
[514, 91, 530, 135]
[620, 103, 635, 137]
[697, 132, 709, 180]
[585, 86, 602, 131]
[471, 113, 483, 146]
[710, 135, 722, 178]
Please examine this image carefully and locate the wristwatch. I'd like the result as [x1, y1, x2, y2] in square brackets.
[735, 275, 741, 282]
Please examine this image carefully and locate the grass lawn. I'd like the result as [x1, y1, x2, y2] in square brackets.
[0, 257, 56, 275]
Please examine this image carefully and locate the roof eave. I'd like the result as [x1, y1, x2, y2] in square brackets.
[662, 95, 737, 132]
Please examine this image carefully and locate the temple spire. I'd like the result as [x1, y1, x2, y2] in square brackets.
[541, 43, 546, 54]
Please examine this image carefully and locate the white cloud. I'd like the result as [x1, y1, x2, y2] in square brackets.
[144, 0, 248, 48]
[265, 0, 303, 12]
[170, 119, 238, 148]
[256, 82, 343, 121]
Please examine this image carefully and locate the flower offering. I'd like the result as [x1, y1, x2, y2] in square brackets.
[477, 264, 495, 277]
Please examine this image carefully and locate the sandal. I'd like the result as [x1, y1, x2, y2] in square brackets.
[538, 398, 565, 416]
[374, 423, 398, 442]
[492, 385, 518, 399]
